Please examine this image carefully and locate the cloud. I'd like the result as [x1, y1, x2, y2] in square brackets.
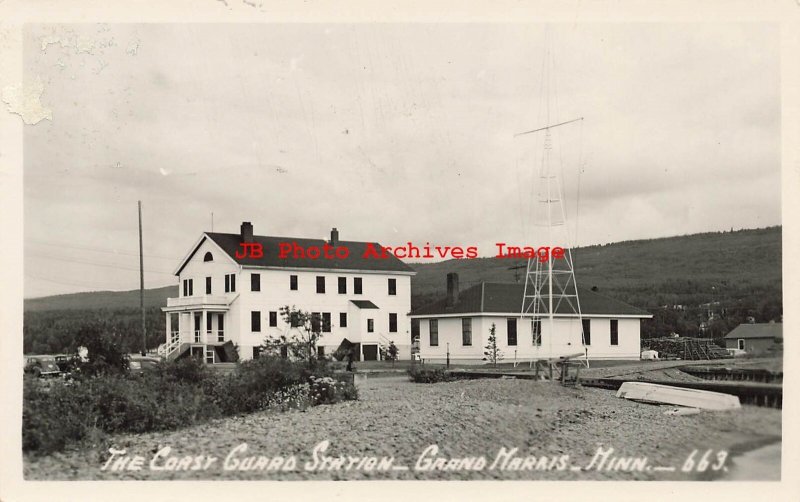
[22, 23, 781, 296]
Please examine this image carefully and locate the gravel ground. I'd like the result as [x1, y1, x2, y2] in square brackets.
[24, 376, 781, 481]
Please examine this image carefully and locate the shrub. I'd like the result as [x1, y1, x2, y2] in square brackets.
[308, 375, 358, 405]
[155, 356, 213, 385]
[73, 323, 131, 377]
[407, 366, 454, 383]
[23, 355, 358, 456]
[22, 376, 97, 454]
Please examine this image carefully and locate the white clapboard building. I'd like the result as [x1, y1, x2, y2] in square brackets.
[161, 222, 415, 363]
[411, 273, 652, 363]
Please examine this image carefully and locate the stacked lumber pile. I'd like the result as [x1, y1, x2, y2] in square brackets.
[641, 337, 728, 360]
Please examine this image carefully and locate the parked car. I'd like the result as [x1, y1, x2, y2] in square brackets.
[53, 353, 80, 373]
[640, 349, 659, 361]
[725, 348, 747, 358]
[129, 355, 161, 375]
[24, 355, 62, 377]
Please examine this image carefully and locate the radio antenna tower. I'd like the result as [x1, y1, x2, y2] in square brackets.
[517, 29, 588, 365]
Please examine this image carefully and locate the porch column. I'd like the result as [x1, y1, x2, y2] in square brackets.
[202, 310, 208, 345]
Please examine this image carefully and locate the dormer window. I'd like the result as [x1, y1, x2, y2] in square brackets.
[203, 252, 213, 262]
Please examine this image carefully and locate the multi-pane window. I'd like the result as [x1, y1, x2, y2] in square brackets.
[339, 312, 348, 328]
[354, 277, 363, 295]
[290, 275, 298, 291]
[269, 311, 277, 327]
[429, 319, 439, 346]
[388, 278, 396, 296]
[224, 273, 236, 293]
[251, 273, 261, 292]
[316, 276, 326, 294]
[507, 318, 517, 346]
[389, 313, 398, 333]
[206, 314, 212, 334]
[610, 319, 619, 346]
[205, 276, 211, 295]
[183, 279, 194, 297]
[218, 314, 224, 342]
[338, 277, 347, 294]
[462, 318, 472, 346]
[582, 319, 591, 346]
[322, 313, 332, 332]
[532, 318, 542, 346]
[367, 318, 374, 333]
[251, 311, 261, 332]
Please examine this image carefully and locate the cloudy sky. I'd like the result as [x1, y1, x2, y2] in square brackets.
[23, 23, 781, 298]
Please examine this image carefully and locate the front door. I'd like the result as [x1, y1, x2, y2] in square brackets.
[363, 344, 378, 361]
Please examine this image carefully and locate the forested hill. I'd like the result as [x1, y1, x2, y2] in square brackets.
[24, 227, 781, 352]
[25, 227, 781, 314]
[411, 226, 782, 337]
[25, 285, 177, 312]
[411, 226, 781, 307]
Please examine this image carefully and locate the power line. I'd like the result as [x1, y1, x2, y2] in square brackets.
[24, 271, 171, 290]
[26, 239, 180, 261]
[26, 252, 175, 276]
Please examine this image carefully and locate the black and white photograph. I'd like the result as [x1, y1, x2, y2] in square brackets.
[1, 1, 798, 501]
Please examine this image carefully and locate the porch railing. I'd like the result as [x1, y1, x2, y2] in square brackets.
[158, 331, 182, 359]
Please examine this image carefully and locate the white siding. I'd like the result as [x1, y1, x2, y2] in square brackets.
[230, 268, 411, 360]
[417, 314, 641, 363]
[168, 236, 414, 362]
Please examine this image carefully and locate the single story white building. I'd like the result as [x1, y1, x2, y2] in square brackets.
[410, 273, 652, 363]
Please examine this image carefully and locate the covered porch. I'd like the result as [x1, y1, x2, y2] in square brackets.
[160, 295, 231, 363]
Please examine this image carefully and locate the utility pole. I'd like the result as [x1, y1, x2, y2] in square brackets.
[138, 201, 146, 355]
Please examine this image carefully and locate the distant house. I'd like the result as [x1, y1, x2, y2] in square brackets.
[161, 222, 415, 363]
[410, 273, 652, 363]
[724, 323, 783, 354]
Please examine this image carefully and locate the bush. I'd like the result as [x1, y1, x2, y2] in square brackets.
[309, 375, 358, 405]
[22, 376, 97, 454]
[73, 323, 131, 377]
[407, 366, 454, 383]
[23, 355, 358, 456]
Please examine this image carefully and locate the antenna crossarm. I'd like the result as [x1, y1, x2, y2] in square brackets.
[514, 117, 584, 137]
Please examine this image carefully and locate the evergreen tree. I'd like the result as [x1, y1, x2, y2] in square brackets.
[483, 323, 502, 367]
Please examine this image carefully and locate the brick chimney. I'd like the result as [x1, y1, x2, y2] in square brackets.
[330, 227, 339, 246]
[446, 272, 459, 307]
[240, 221, 253, 243]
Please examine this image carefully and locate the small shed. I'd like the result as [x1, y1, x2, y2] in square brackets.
[724, 323, 782, 354]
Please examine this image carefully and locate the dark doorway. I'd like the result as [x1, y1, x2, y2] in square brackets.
[362, 344, 378, 361]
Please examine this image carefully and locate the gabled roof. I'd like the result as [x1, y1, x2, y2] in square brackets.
[176, 232, 415, 275]
[410, 282, 651, 317]
[724, 323, 783, 340]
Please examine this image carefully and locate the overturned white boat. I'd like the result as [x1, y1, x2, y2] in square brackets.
[616, 381, 741, 410]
